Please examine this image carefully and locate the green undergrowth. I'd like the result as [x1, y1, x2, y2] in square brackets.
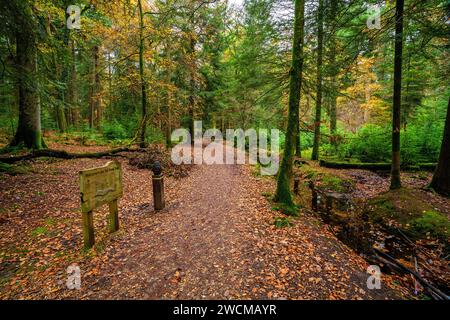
[0, 162, 31, 175]
[274, 216, 293, 228]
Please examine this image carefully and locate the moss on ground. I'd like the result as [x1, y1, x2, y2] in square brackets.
[365, 188, 450, 242]
[299, 164, 354, 193]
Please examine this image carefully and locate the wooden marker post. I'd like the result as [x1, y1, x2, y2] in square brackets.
[309, 181, 318, 212]
[79, 161, 123, 249]
[152, 161, 165, 211]
[293, 176, 300, 195]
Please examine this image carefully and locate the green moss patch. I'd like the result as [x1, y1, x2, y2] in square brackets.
[299, 164, 354, 193]
[411, 211, 450, 240]
[365, 188, 450, 241]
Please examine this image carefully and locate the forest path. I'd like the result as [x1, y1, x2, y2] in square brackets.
[68, 143, 403, 299]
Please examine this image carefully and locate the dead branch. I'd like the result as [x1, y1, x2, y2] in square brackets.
[373, 248, 449, 300]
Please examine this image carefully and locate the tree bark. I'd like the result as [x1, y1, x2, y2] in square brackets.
[274, 0, 305, 209]
[67, 39, 79, 125]
[9, 2, 44, 149]
[329, 0, 338, 147]
[430, 97, 450, 196]
[312, 0, 324, 161]
[138, 0, 148, 148]
[94, 47, 102, 128]
[163, 41, 173, 147]
[390, 0, 404, 190]
[188, 34, 196, 142]
[88, 45, 99, 129]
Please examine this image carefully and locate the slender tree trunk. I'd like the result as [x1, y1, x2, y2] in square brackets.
[166, 98, 172, 147]
[274, 0, 305, 209]
[188, 34, 196, 142]
[55, 45, 67, 133]
[312, 0, 324, 161]
[56, 2, 74, 133]
[107, 52, 113, 121]
[430, 98, 450, 196]
[390, 0, 404, 190]
[94, 47, 102, 128]
[88, 45, 99, 129]
[294, 11, 306, 160]
[329, 0, 338, 147]
[68, 39, 79, 126]
[10, 2, 44, 149]
[165, 49, 172, 147]
[138, 0, 148, 148]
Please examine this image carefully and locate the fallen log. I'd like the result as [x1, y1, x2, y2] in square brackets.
[0, 147, 143, 164]
[319, 160, 436, 172]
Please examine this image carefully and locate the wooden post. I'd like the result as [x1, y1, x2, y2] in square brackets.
[152, 161, 165, 211]
[152, 174, 165, 210]
[108, 199, 119, 233]
[82, 211, 95, 249]
[325, 195, 333, 214]
[294, 176, 300, 195]
[309, 181, 318, 212]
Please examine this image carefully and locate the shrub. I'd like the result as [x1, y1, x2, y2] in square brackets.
[331, 121, 444, 165]
[102, 120, 128, 141]
[146, 126, 165, 144]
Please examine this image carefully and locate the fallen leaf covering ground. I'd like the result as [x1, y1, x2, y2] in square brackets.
[0, 143, 413, 299]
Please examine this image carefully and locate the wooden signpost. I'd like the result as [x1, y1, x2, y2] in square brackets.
[79, 161, 123, 249]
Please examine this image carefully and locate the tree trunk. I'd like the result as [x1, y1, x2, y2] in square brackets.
[94, 47, 102, 128]
[165, 52, 173, 147]
[329, 0, 338, 147]
[312, 0, 324, 161]
[88, 45, 99, 129]
[274, 0, 305, 209]
[430, 98, 450, 196]
[67, 39, 79, 126]
[390, 0, 404, 190]
[10, 2, 44, 149]
[138, 0, 148, 148]
[56, 2, 73, 133]
[188, 34, 196, 141]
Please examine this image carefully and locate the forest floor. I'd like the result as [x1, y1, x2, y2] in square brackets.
[0, 141, 434, 300]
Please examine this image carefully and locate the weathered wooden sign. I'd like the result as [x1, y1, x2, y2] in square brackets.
[79, 161, 123, 249]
